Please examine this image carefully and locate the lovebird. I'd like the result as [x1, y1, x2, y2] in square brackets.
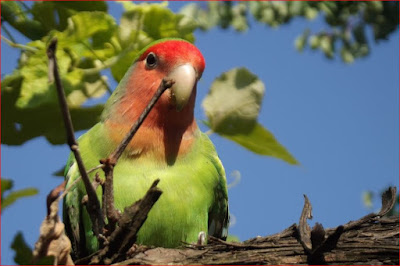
[63, 39, 229, 258]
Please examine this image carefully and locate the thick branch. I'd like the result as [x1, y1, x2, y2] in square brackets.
[107, 188, 398, 265]
[47, 39, 104, 237]
[109, 216, 398, 265]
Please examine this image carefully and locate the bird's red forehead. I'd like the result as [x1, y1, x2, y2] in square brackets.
[139, 40, 205, 75]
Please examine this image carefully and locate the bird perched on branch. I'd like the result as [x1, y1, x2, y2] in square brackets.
[63, 39, 229, 258]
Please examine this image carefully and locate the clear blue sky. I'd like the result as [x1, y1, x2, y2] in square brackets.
[1, 2, 399, 265]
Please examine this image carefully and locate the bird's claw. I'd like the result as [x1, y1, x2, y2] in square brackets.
[197, 231, 206, 246]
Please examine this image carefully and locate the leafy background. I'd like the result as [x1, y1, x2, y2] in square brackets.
[1, 1, 398, 264]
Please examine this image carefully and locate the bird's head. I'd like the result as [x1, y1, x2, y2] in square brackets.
[136, 39, 205, 111]
[103, 39, 205, 127]
[103, 39, 205, 160]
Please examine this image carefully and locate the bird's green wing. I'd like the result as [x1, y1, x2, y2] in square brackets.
[199, 132, 229, 240]
[63, 154, 85, 259]
[63, 123, 111, 258]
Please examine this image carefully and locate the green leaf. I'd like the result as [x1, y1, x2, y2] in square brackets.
[295, 29, 310, 52]
[54, 1, 107, 13]
[2, 188, 38, 211]
[222, 123, 298, 165]
[362, 191, 374, 209]
[2, 12, 113, 145]
[1, 178, 13, 196]
[11, 232, 54, 265]
[179, 3, 219, 31]
[1, 178, 38, 213]
[2, 97, 104, 145]
[341, 47, 354, 63]
[1, 2, 47, 40]
[57, 11, 117, 44]
[231, 2, 249, 32]
[52, 166, 66, 177]
[12, 232, 33, 265]
[203, 68, 298, 165]
[309, 35, 320, 49]
[203, 68, 264, 134]
[320, 35, 334, 58]
[110, 2, 197, 81]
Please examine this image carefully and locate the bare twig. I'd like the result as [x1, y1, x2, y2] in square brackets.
[110, 78, 174, 163]
[58, 164, 104, 201]
[47, 39, 104, 237]
[1, 34, 38, 51]
[101, 78, 173, 228]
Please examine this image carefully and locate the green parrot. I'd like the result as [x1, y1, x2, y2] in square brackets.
[63, 38, 229, 258]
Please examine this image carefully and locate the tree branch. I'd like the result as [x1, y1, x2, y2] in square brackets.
[47, 39, 104, 237]
[108, 187, 398, 265]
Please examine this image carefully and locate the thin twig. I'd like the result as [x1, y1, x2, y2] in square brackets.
[1, 35, 38, 52]
[1, 25, 17, 43]
[101, 78, 174, 228]
[47, 38, 104, 237]
[109, 78, 174, 163]
[58, 164, 103, 201]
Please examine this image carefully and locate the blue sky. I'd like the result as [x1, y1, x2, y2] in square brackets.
[1, 2, 399, 264]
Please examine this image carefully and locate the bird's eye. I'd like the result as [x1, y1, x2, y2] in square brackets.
[145, 52, 158, 69]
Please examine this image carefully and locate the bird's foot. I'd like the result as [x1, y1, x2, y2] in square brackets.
[196, 231, 206, 246]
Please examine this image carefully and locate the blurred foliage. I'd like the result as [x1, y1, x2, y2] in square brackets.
[180, 1, 398, 63]
[363, 188, 399, 217]
[11, 232, 33, 265]
[1, 1, 298, 165]
[1, 178, 38, 213]
[11, 232, 54, 265]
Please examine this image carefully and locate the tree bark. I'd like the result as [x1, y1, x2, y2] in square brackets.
[109, 188, 398, 265]
[113, 216, 398, 265]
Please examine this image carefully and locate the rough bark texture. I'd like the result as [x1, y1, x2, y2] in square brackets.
[106, 188, 398, 265]
[112, 216, 398, 265]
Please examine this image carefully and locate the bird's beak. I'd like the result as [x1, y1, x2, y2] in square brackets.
[167, 64, 197, 111]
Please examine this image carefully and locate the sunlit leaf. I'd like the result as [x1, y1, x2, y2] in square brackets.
[1, 179, 13, 195]
[222, 123, 298, 165]
[295, 29, 310, 52]
[203, 68, 264, 134]
[57, 11, 117, 44]
[203, 68, 298, 164]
